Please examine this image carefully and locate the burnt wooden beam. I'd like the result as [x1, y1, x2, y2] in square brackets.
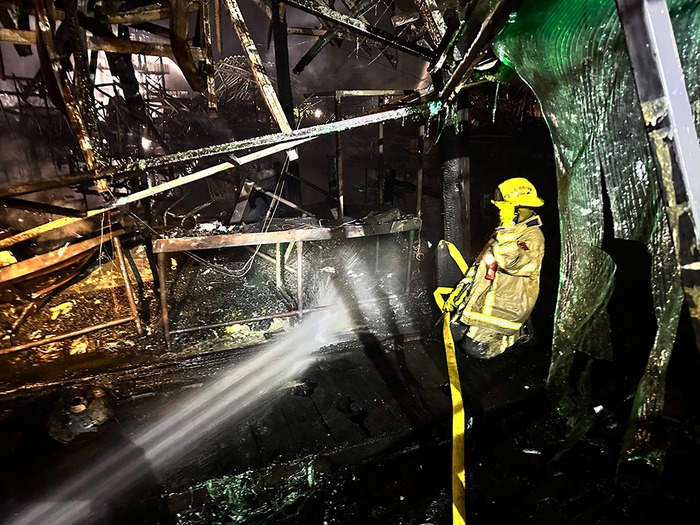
[0, 102, 435, 201]
[1, 197, 87, 217]
[0, 28, 204, 60]
[110, 102, 434, 176]
[153, 218, 421, 253]
[105, 1, 198, 25]
[0, 7, 32, 55]
[280, 0, 435, 60]
[224, 0, 292, 132]
[35, 0, 105, 186]
[287, 26, 326, 36]
[0, 229, 123, 283]
[199, 0, 217, 112]
[0, 27, 35, 45]
[616, 0, 700, 349]
[293, 0, 376, 74]
[412, 0, 447, 46]
[170, 0, 207, 92]
[438, 0, 521, 101]
[0, 209, 113, 250]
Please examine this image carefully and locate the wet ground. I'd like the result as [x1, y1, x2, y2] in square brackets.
[1, 193, 700, 524]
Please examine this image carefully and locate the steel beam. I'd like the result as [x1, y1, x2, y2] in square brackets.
[280, 0, 435, 61]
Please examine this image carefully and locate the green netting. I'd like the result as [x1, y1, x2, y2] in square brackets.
[492, 0, 700, 467]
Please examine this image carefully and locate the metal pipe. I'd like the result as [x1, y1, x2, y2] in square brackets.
[170, 305, 331, 335]
[0, 317, 133, 355]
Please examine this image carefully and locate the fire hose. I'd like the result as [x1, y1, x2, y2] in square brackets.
[433, 240, 471, 525]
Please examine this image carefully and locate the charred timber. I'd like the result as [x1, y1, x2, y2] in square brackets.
[438, 0, 522, 101]
[104, 102, 435, 178]
[279, 0, 435, 61]
[224, 0, 292, 132]
[0, 103, 436, 199]
[292, 0, 381, 74]
[412, 0, 447, 46]
[105, 1, 199, 25]
[170, 0, 207, 92]
[153, 218, 421, 253]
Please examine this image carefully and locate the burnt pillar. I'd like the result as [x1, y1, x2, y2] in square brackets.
[437, 90, 470, 286]
[272, 1, 302, 205]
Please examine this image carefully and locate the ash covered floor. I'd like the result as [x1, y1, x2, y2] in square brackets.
[0, 208, 699, 524]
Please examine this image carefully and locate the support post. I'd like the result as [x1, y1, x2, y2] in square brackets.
[296, 241, 303, 317]
[437, 91, 469, 286]
[112, 236, 144, 335]
[157, 251, 170, 345]
[276, 242, 282, 288]
[406, 122, 426, 293]
[616, 0, 700, 345]
[335, 93, 345, 224]
[272, 0, 302, 204]
[378, 117, 384, 204]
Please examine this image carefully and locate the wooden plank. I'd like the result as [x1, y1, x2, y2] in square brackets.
[0, 27, 34, 45]
[105, 1, 198, 25]
[0, 229, 123, 283]
[0, 208, 111, 250]
[153, 218, 421, 253]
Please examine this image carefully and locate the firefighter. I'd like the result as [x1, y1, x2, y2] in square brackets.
[447, 177, 545, 359]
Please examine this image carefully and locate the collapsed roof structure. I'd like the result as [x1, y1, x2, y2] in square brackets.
[1, 0, 700, 523]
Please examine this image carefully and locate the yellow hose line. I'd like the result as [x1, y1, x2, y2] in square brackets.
[442, 313, 466, 525]
[435, 240, 469, 524]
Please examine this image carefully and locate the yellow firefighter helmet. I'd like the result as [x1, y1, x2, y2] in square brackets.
[494, 177, 544, 208]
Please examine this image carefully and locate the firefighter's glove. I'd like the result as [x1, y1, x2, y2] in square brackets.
[444, 278, 471, 314]
[492, 200, 516, 227]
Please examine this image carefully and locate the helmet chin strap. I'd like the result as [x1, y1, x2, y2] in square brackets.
[516, 206, 535, 223]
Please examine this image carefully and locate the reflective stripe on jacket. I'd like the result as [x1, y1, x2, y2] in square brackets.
[456, 215, 544, 335]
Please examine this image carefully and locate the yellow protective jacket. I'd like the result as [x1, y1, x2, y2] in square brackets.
[456, 215, 544, 336]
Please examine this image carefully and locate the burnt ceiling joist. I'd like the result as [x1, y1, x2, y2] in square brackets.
[279, 0, 436, 61]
